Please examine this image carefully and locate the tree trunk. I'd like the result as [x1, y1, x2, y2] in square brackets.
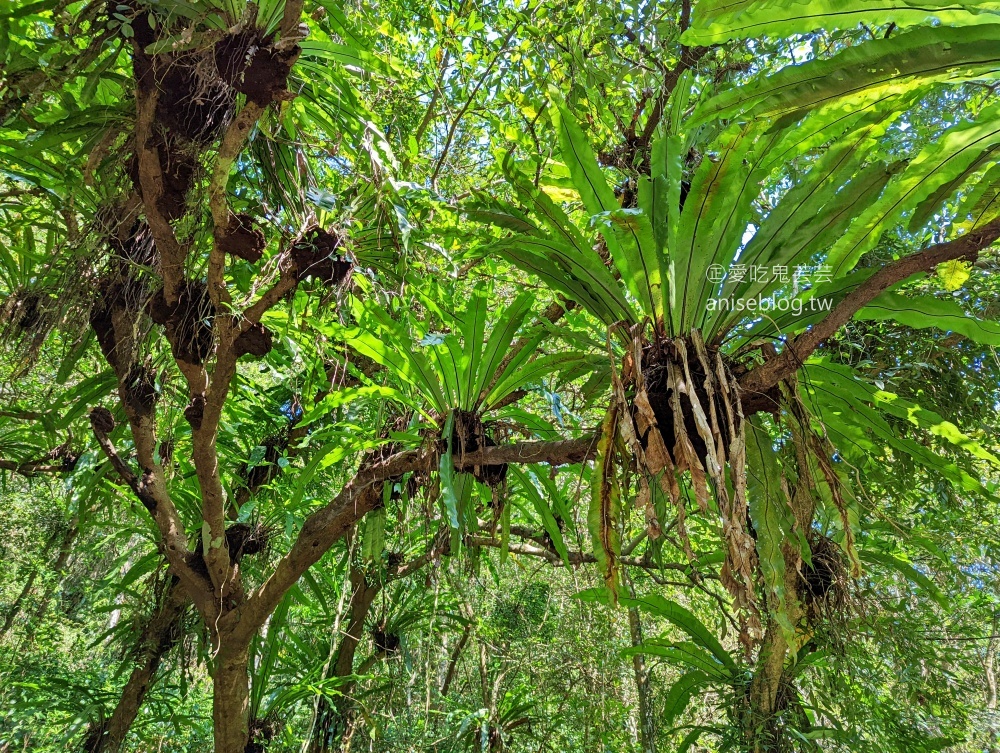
[987, 612, 999, 753]
[309, 566, 381, 753]
[746, 539, 808, 752]
[627, 604, 657, 753]
[440, 624, 472, 697]
[0, 526, 63, 641]
[26, 518, 80, 638]
[81, 579, 187, 752]
[213, 644, 251, 753]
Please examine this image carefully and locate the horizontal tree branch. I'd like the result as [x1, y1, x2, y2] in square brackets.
[0, 452, 76, 477]
[226, 431, 603, 644]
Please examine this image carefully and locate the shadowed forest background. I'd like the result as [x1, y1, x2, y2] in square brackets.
[2, 0, 1000, 751]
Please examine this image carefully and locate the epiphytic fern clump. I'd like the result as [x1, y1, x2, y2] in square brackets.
[600, 324, 760, 633]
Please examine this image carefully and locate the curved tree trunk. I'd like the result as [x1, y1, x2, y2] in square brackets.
[82, 579, 187, 752]
[627, 603, 657, 753]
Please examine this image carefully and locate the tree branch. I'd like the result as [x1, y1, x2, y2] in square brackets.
[0, 449, 77, 477]
[226, 432, 602, 643]
[739, 218, 1000, 401]
[134, 91, 187, 302]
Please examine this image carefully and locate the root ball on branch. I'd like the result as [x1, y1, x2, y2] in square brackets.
[372, 626, 401, 655]
[184, 393, 206, 430]
[439, 410, 508, 487]
[149, 281, 215, 366]
[234, 322, 274, 359]
[123, 364, 158, 416]
[290, 226, 353, 286]
[213, 30, 297, 105]
[89, 406, 115, 434]
[217, 213, 265, 263]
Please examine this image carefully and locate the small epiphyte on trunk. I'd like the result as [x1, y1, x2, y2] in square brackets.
[124, 363, 158, 416]
[217, 213, 265, 264]
[184, 392, 206, 430]
[290, 226, 353, 286]
[234, 322, 274, 359]
[89, 406, 116, 434]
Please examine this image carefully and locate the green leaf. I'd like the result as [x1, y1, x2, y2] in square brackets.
[858, 292, 1000, 346]
[620, 594, 737, 672]
[440, 410, 460, 530]
[623, 641, 729, 678]
[935, 259, 972, 291]
[473, 292, 534, 405]
[510, 466, 571, 567]
[683, 1, 1000, 46]
[828, 100, 1000, 276]
[589, 407, 621, 596]
[552, 103, 660, 321]
[490, 235, 636, 327]
[861, 550, 948, 608]
[745, 417, 796, 644]
[690, 25, 1000, 128]
[663, 670, 709, 725]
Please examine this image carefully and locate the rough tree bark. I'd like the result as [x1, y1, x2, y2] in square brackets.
[625, 573, 657, 753]
[309, 565, 381, 753]
[81, 579, 188, 753]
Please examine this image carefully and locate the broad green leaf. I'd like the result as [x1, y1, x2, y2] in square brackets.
[440, 410, 460, 530]
[690, 26, 1000, 128]
[620, 594, 737, 672]
[745, 417, 796, 644]
[828, 100, 1000, 276]
[936, 259, 972, 291]
[683, 0, 1000, 46]
[663, 670, 709, 725]
[858, 292, 1000, 347]
[861, 550, 949, 608]
[510, 466, 571, 567]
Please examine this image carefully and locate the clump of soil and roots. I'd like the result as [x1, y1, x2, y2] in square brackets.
[372, 622, 401, 655]
[615, 329, 758, 631]
[798, 532, 853, 643]
[237, 433, 288, 493]
[234, 322, 274, 358]
[147, 281, 215, 366]
[123, 362, 159, 416]
[128, 9, 234, 146]
[89, 273, 151, 372]
[188, 521, 274, 581]
[225, 521, 274, 559]
[245, 714, 282, 753]
[1, 249, 103, 377]
[290, 226, 353, 286]
[124, 6, 300, 226]
[104, 218, 156, 266]
[217, 213, 266, 263]
[439, 409, 509, 487]
[213, 29, 299, 106]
